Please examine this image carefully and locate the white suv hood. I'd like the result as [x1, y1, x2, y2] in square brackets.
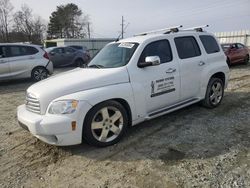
[27, 67, 130, 114]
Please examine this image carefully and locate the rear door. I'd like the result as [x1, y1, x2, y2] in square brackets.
[64, 47, 77, 65]
[8, 45, 39, 78]
[174, 35, 204, 101]
[0, 46, 10, 79]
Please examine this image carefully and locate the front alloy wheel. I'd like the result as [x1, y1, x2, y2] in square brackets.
[83, 101, 128, 147]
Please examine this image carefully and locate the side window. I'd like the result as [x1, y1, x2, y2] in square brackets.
[52, 48, 64, 54]
[237, 43, 244, 49]
[174, 36, 201, 59]
[65, 47, 76, 54]
[9, 46, 25, 57]
[0, 46, 7, 58]
[199, 35, 220, 54]
[139, 40, 172, 63]
[25, 46, 39, 55]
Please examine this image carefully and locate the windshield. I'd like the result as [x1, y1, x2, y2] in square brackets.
[88, 42, 139, 68]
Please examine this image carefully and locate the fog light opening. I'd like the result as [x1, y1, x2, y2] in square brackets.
[72, 121, 77, 131]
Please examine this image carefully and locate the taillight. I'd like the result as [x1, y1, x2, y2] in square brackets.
[43, 52, 49, 60]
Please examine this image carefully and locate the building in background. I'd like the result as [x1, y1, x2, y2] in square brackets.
[44, 38, 116, 57]
[214, 30, 250, 48]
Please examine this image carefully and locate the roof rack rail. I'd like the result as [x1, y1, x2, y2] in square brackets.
[183, 25, 209, 32]
[134, 25, 183, 36]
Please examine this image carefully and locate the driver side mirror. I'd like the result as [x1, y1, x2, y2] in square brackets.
[138, 56, 161, 68]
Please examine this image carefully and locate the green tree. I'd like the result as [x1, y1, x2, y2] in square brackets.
[47, 3, 89, 39]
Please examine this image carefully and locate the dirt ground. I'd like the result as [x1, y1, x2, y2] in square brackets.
[0, 65, 250, 188]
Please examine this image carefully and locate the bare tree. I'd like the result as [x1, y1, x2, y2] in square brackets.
[0, 0, 13, 42]
[13, 5, 46, 44]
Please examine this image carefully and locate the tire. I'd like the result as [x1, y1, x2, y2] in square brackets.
[244, 54, 249, 65]
[75, 59, 84, 67]
[226, 57, 231, 66]
[83, 100, 128, 147]
[202, 78, 224, 108]
[31, 67, 48, 82]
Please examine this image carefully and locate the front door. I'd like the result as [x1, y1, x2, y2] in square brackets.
[129, 39, 180, 114]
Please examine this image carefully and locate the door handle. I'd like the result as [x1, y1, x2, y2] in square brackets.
[199, 61, 205, 66]
[166, 68, 176, 73]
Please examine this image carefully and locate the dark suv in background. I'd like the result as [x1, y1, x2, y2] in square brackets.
[221, 43, 249, 65]
[45, 46, 90, 68]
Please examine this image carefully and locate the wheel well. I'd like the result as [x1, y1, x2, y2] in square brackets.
[84, 98, 133, 127]
[112, 98, 132, 126]
[211, 72, 225, 86]
[31, 66, 48, 75]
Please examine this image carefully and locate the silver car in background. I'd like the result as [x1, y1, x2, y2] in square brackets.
[0, 43, 53, 82]
[45, 46, 90, 67]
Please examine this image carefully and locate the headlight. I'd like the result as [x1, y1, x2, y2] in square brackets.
[48, 100, 78, 114]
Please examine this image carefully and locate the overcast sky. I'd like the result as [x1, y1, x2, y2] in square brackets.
[10, 0, 250, 38]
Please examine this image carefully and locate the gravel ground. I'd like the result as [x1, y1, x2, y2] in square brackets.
[0, 65, 250, 188]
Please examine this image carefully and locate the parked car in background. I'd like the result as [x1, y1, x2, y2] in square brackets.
[45, 46, 90, 67]
[69, 45, 91, 61]
[221, 43, 249, 65]
[0, 43, 53, 82]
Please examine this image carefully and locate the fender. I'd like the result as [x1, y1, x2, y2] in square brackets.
[55, 83, 138, 123]
[200, 63, 229, 98]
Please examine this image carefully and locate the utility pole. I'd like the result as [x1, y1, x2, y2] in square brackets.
[121, 16, 125, 39]
[87, 22, 91, 39]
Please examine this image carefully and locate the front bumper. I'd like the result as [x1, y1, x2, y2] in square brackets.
[17, 103, 91, 146]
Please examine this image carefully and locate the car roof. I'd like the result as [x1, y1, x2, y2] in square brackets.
[0, 43, 42, 48]
[117, 31, 213, 44]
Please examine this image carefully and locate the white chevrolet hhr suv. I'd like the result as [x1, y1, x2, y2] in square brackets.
[0, 43, 53, 81]
[17, 26, 230, 147]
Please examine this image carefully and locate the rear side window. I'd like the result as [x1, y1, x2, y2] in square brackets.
[175, 36, 201, 59]
[139, 40, 172, 63]
[8, 46, 39, 57]
[199, 35, 220, 54]
[25, 46, 39, 55]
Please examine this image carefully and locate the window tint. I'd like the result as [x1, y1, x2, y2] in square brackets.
[65, 47, 76, 53]
[52, 48, 64, 54]
[139, 40, 172, 63]
[199, 35, 220, 54]
[25, 46, 39, 55]
[0, 46, 8, 58]
[7, 46, 39, 57]
[175, 36, 201, 59]
[237, 43, 244, 49]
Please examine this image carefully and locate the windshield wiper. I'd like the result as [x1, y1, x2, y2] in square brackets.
[88, 64, 104, 69]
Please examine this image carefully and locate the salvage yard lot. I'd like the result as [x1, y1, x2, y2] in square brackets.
[0, 66, 250, 188]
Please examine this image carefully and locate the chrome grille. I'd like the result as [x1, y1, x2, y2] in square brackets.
[26, 93, 41, 114]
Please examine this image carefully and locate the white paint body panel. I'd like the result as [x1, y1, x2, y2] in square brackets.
[17, 31, 229, 146]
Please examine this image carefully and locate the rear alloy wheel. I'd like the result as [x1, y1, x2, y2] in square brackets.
[31, 67, 48, 82]
[244, 54, 249, 65]
[83, 101, 128, 147]
[202, 78, 224, 108]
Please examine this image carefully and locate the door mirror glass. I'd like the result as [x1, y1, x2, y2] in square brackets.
[138, 56, 161, 68]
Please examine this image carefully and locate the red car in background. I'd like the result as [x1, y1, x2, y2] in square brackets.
[221, 43, 249, 66]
